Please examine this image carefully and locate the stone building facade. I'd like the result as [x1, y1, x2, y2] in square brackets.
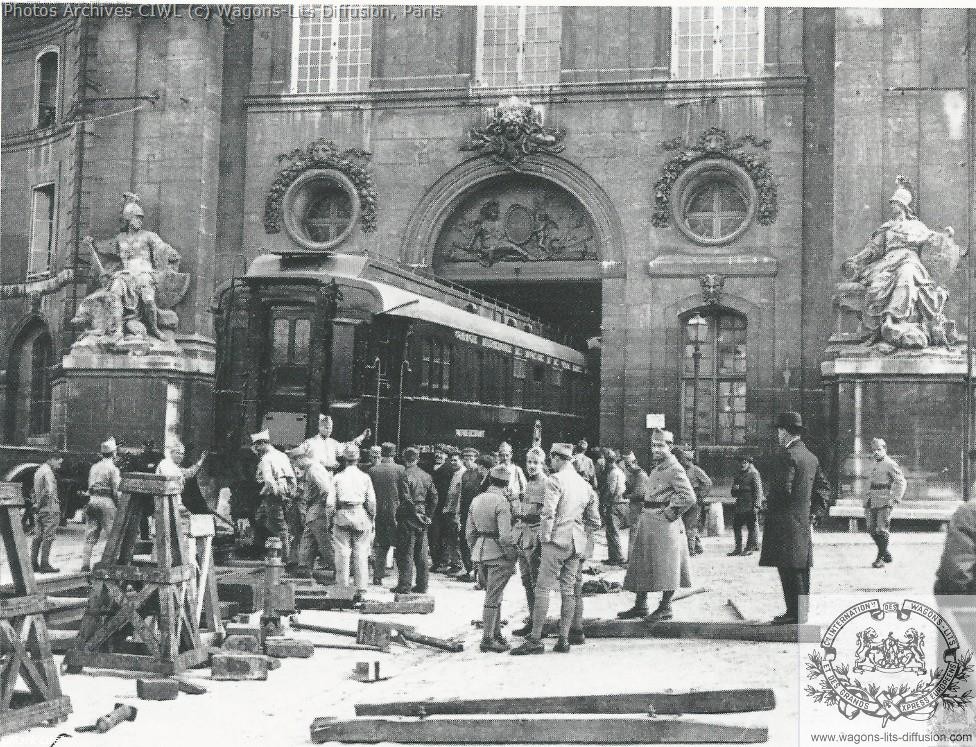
[1, 7, 973, 491]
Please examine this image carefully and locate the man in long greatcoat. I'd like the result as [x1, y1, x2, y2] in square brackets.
[759, 411, 831, 625]
[618, 429, 696, 622]
[368, 442, 403, 585]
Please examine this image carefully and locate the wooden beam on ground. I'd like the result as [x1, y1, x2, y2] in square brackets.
[671, 587, 709, 603]
[726, 599, 747, 621]
[355, 689, 775, 717]
[310, 716, 768, 744]
[542, 619, 819, 643]
[359, 598, 434, 615]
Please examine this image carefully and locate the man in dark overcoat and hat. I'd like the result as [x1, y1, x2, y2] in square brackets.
[760, 412, 831, 625]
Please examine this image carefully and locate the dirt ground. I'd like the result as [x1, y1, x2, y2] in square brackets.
[3, 522, 960, 747]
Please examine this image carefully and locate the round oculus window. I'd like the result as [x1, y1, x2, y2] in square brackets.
[669, 159, 758, 247]
[281, 169, 361, 251]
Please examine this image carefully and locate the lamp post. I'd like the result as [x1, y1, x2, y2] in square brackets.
[688, 314, 709, 452]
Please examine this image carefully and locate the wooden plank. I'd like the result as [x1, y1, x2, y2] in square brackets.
[541, 619, 820, 643]
[359, 598, 434, 615]
[0, 695, 71, 737]
[0, 573, 89, 598]
[355, 689, 776, 717]
[310, 716, 768, 744]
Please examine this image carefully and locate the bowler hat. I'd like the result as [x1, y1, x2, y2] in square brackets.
[773, 411, 805, 431]
[489, 464, 513, 482]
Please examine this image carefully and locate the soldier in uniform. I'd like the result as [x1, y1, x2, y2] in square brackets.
[466, 464, 518, 653]
[440, 448, 468, 575]
[430, 446, 462, 572]
[497, 441, 527, 500]
[598, 448, 627, 566]
[511, 446, 547, 636]
[369, 442, 404, 585]
[394, 447, 437, 593]
[864, 438, 907, 568]
[760, 412, 831, 625]
[156, 441, 207, 539]
[298, 414, 370, 472]
[729, 455, 764, 556]
[673, 446, 713, 556]
[329, 443, 376, 593]
[618, 429, 696, 621]
[82, 438, 122, 572]
[31, 455, 63, 574]
[622, 450, 649, 559]
[572, 439, 598, 492]
[294, 453, 336, 578]
[511, 443, 601, 655]
[251, 429, 296, 560]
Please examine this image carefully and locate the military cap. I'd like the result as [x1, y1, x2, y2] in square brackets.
[100, 437, 118, 454]
[342, 443, 360, 461]
[461, 447, 480, 458]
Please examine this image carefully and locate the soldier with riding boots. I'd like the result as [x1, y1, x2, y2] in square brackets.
[511, 446, 547, 637]
[294, 453, 336, 578]
[618, 429, 696, 622]
[31, 455, 63, 574]
[511, 443, 600, 655]
[673, 446, 712, 556]
[598, 448, 628, 566]
[82, 438, 122, 572]
[729, 455, 764, 556]
[466, 464, 518, 653]
[864, 438, 906, 568]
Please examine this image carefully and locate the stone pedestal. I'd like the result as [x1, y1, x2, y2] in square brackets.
[822, 349, 971, 505]
[51, 339, 214, 453]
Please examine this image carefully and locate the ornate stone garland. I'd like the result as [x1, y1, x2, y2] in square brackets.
[652, 128, 777, 229]
[264, 139, 378, 235]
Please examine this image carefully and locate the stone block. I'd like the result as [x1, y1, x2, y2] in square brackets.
[222, 634, 262, 653]
[137, 677, 179, 700]
[211, 652, 269, 681]
[264, 637, 315, 659]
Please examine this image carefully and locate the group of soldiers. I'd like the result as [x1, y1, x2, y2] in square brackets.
[26, 407, 919, 637]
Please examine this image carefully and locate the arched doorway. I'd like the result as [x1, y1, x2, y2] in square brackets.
[5, 322, 54, 444]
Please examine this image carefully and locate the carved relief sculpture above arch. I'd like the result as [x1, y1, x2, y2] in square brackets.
[400, 154, 626, 271]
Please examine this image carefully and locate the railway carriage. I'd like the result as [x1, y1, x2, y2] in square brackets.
[213, 253, 594, 460]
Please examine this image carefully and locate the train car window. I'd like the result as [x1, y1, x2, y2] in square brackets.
[442, 344, 452, 398]
[421, 336, 432, 393]
[476, 350, 486, 403]
[513, 358, 527, 380]
[272, 318, 289, 365]
[533, 364, 545, 409]
[293, 318, 311, 365]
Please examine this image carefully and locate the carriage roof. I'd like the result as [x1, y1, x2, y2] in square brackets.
[247, 253, 587, 367]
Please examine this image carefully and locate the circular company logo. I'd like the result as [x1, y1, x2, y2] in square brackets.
[806, 599, 973, 726]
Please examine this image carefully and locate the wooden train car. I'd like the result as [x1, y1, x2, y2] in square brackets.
[213, 253, 594, 458]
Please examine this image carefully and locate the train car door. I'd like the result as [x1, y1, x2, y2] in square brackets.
[262, 305, 313, 447]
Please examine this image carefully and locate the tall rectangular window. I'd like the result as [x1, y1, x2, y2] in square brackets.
[476, 5, 560, 87]
[293, 5, 372, 93]
[681, 311, 748, 445]
[672, 5, 763, 79]
[35, 50, 58, 128]
[28, 184, 55, 279]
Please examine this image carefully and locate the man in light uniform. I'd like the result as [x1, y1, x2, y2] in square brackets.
[294, 453, 336, 578]
[31, 455, 64, 574]
[511, 446, 547, 636]
[618, 429, 696, 622]
[298, 414, 370, 472]
[82, 438, 122, 572]
[457, 448, 487, 582]
[673, 446, 713, 556]
[467, 463, 519, 653]
[622, 450, 649, 558]
[329, 443, 377, 593]
[156, 441, 206, 535]
[511, 443, 600, 655]
[864, 437, 907, 568]
[497, 441, 527, 500]
[252, 429, 296, 557]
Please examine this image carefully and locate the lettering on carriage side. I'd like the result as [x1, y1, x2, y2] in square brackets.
[456, 429, 486, 438]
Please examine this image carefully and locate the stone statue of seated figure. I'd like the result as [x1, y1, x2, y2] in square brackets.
[72, 193, 189, 354]
[837, 177, 963, 352]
